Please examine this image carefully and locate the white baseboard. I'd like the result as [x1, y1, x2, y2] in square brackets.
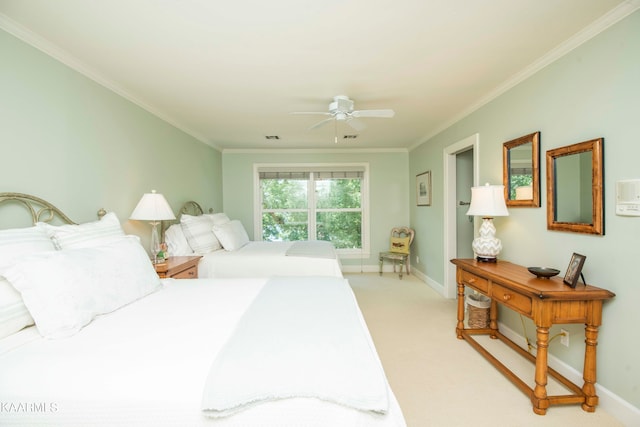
[343, 266, 640, 424]
[341, 263, 414, 274]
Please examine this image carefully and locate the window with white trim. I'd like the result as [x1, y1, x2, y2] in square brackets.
[255, 164, 369, 255]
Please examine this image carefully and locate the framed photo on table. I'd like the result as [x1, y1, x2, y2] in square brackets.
[564, 253, 586, 288]
[416, 171, 431, 206]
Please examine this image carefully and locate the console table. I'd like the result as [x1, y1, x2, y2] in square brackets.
[451, 258, 615, 415]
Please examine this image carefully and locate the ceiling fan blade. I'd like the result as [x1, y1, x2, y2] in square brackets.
[346, 118, 366, 131]
[309, 117, 334, 130]
[351, 109, 395, 118]
[290, 112, 332, 116]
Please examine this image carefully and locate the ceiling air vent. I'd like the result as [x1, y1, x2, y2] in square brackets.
[265, 135, 280, 140]
[343, 135, 358, 139]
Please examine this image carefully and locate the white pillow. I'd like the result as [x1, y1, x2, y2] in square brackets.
[0, 226, 56, 273]
[180, 214, 222, 253]
[3, 236, 161, 339]
[164, 223, 193, 256]
[0, 278, 34, 339]
[39, 211, 125, 249]
[204, 212, 231, 225]
[213, 220, 250, 251]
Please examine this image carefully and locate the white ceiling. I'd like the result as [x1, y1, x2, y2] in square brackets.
[1, 0, 636, 150]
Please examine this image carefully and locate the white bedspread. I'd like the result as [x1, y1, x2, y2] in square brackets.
[198, 241, 343, 278]
[0, 278, 406, 427]
[202, 276, 388, 417]
[285, 240, 338, 258]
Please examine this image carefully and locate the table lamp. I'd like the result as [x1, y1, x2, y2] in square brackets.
[130, 190, 176, 262]
[466, 183, 509, 262]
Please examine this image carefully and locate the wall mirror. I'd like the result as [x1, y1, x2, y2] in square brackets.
[502, 131, 540, 207]
[546, 138, 603, 235]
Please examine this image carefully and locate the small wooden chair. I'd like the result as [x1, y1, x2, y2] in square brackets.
[379, 226, 415, 279]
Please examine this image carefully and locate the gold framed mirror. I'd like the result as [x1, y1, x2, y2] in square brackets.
[546, 138, 604, 235]
[502, 131, 540, 207]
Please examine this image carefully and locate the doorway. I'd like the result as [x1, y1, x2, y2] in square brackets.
[443, 134, 478, 298]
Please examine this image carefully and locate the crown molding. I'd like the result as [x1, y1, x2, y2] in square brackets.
[410, 0, 640, 151]
[222, 147, 408, 154]
[0, 13, 216, 149]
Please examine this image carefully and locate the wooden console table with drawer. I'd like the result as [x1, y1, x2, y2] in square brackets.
[451, 258, 615, 415]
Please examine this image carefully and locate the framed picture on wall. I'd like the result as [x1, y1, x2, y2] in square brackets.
[416, 171, 432, 206]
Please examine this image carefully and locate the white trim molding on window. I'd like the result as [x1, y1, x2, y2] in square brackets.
[253, 163, 370, 258]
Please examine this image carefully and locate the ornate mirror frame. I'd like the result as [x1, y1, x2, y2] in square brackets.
[502, 131, 540, 207]
[546, 138, 604, 235]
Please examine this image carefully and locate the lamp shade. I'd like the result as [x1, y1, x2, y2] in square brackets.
[466, 183, 509, 217]
[130, 190, 176, 221]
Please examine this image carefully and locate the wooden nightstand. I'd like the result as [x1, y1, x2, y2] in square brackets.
[154, 256, 202, 279]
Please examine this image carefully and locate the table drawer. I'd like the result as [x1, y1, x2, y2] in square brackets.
[460, 271, 489, 293]
[172, 266, 198, 279]
[491, 283, 532, 315]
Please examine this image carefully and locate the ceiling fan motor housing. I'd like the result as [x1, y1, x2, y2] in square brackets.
[330, 95, 354, 115]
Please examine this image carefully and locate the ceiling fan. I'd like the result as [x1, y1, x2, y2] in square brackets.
[290, 95, 395, 132]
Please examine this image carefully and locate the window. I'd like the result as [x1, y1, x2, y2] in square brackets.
[255, 164, 369, 256]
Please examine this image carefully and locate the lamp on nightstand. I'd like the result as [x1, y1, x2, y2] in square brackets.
[466, 183, 509, 262]
[130, 190, 176, 263]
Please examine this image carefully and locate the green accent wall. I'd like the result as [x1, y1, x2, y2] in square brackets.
[410, 10, 640, 409]
[0, 29, 222, 249]
[222, 150, 409, 267]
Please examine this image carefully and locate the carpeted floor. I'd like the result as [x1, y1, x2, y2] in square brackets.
[346, 272, 624, 427]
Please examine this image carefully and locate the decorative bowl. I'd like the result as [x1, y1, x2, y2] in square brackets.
[527, 267, 560, 279]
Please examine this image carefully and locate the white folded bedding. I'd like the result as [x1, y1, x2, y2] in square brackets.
[0, 278, 406, 427]
[202, 276, 388, 417]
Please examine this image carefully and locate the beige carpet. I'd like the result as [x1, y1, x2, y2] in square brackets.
[346, 272, 624, 427]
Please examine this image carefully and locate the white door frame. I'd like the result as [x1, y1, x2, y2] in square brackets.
[443, 134, 479, 299]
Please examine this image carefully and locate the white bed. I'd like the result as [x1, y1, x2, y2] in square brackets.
[197, 240, 343, 278]
[0, 193, 405, 426]
[163, 201, 343, 278]
[0, 278, 405, 427]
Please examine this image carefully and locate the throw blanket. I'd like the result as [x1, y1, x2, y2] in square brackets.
[201, 276, 389, 417]
[285, 240, 337, 259]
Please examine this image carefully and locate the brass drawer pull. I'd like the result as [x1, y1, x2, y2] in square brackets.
[502, 293, 512, 301]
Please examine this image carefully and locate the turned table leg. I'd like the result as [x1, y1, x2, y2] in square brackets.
[532, 325, 551, 415]
[456, 282, 465, 339]
[582, 323, 601, 412]
[489, 299, 499, 339]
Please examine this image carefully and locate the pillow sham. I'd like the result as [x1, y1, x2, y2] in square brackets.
[3, 236, 161, 339]
[164, 223, 193, 256]
[0, 278, 34, 339]
[213, 220, 250, 251]
[180, 214, 222, 253]
[39, 211, 125, 249]
[0, 226, 56, 273]
[204, 212, 231, 226]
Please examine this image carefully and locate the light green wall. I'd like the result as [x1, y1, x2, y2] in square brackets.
[409, 11, 640, 409]
[0, 29, 222, 249]
[222, 150, 409, 267]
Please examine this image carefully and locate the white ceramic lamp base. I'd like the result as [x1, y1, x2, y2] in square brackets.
[472, 217, 502, 262]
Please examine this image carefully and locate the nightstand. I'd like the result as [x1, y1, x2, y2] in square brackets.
[154, 256, 202, 279]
